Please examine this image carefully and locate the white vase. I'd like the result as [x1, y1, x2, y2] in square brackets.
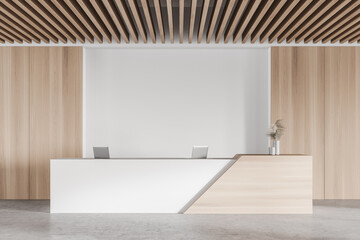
[274, 140, 280, 155]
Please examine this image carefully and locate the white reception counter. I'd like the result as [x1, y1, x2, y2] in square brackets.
[50, 158, 235, 213]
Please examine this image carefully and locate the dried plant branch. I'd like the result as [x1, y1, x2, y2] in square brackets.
[268, 119, 285, 140]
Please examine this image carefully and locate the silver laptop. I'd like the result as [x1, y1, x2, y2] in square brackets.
[192, 146, 208, 159]
[93, 147, 110, 159]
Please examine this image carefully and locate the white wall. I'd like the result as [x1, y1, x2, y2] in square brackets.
[85, 48, 269, 158]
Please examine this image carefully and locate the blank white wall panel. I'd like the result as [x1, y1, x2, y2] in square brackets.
[85, 49, 269, 158]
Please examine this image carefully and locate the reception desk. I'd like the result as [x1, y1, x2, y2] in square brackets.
[51, 155, 312, 214]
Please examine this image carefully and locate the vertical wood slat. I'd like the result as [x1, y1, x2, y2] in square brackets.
[271, 47, 325, 199]
[141, 0, 156, 43]
[0, 47, 30, 199]
[154, 0, 165, 43]
[29, 47, 82, 199]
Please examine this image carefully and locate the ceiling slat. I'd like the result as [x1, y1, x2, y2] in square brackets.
[128, 0, 147, 43]
[188, 0, 197, 43]
[0, 38, 5, 44]
[288, 0, 341, 43]
[78, 0, 112, 43]
[322, 15, 359, 43]
[16, 0, 68, 43]
[0, 12, 40, 43]
[260, 0, 300, 43]
[3, 0, 57, 43]
[224, 0, 249, 43]
[0, 20, 31, 43]
[0, 32, 15, 43]
[242, 0, 273, 43]
[0, 1, 50, 43]
[349, 34, 360, 43]
[313, 5, 360, 43]
[206, 0, 223, 43]
[113, 0, 138, 43]
[329, 19, 360, 43]
[141, 0, 156, 43]
[154, 0, 165, 43]
[295, 0, 355, 43]
[90, 0, 120, 43]
[103, 0, 130, 43]
[65, 0, 103, 43]
[215, 0, 236, 43]
[278, 0, 323, 43]
[166, 0, 174, 43]
[51, 0, 94, 43]
[233, 0, 261, 43]
[197, 0, 210, 43]
[251, 0, 287, 43]
[340, 28, 360, 43]
[269, 0, 312, 43]
[179, 0, 184, 43]
[0, 27, 22, 43]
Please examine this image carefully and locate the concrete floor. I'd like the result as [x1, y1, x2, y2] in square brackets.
[0, 200, 360, 240]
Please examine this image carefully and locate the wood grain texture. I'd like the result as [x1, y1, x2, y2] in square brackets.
[324, 47, 360, 199]
[186, 155, 313, 214]
[271, 47, 325, 199]
[29, 47, 82, 199]
[0, 47, 30, 199]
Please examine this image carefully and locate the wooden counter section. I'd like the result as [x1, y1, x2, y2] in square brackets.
[185, 155, 312, 214]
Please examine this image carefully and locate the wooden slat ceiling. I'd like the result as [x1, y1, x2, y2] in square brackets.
[0, 0, 359, 44]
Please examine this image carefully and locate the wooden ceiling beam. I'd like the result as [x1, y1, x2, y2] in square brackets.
[304, 1, 358, 43]
[141, 0, 155, 43]
[251, 0, 286, 43]
[112, 0, 138, 43]
[329, 20, 360, 43]
[103, 0, 130, 43]
[166, 0, 174, 43]
[290, 0, 342, 43]
[188, 0, 197, 43]
[15, 0, 68, 43]
[0, 12, 40, 43]
[260, 0, 300, 43]
[233, 0, 261, 43]
[154, 0, 165, 43]
[314, 5, 360, 43]
[0, 1, 50, 43]
[242, 0, 273, 43]
[224, 0, 248, 43]
[278, 0, 323, 43]
[0, 20, 31, 43]
[90, 0, 120, 43]
[197, 0, 210, 43]
[0, 38, 5, 44]
[65, 0, 103, 43]
[215, 0, 236, 43]
[323, 15, 359, 43]
[206, 0, 223, 43]
[179, 0, 184, 43]
[78, 0, 112, 43]
[269, 0, 312, 43]
[3, 0, 58, 43]
[0, 33, 15, 44]
[51, 0, 94, 43]
[340, 28, 360, 43]
[0, 27, 22, 43]
[348, 33, 360, 43]
[128, 0, 147, 43]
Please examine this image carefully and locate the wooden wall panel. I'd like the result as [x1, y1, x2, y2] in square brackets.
[324, 47, 360, 199]
[0, 47, 30, 199]
[29, 47, 82, 199]
[271, 47, 325, 199]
